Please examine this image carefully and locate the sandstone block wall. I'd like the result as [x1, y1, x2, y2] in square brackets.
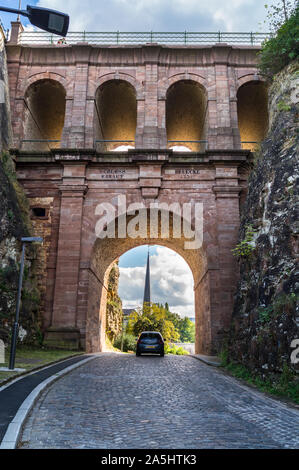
[4, 36, 263, 354]
[6, 40, 267, 152]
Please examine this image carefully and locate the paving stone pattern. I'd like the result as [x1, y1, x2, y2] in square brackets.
[19, 353, 299, 449]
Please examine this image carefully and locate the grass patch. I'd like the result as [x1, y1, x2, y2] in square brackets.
[221, 359, 299, 405]
[0, 345, 83, 384]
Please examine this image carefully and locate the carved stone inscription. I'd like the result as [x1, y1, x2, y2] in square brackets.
[99, 169, 126, 179]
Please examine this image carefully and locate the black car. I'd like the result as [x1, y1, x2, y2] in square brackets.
[136, 331, 164, 357]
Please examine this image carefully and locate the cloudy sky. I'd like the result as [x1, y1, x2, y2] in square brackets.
[118, 245, 195, 318]
[0, 0, 273, 32]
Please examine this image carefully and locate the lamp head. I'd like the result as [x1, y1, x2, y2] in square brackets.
[26, 5, 69, 36]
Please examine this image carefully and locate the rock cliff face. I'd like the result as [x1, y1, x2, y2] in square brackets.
[229, 63, 299, 374]
[0, 152, 42, 345]
[106, 263, 123, 343]
[0, 26, 41, 345]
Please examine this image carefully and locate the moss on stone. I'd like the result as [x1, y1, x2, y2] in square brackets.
[105, 262, 123, 344]
[229, 63, 299, 376]
[0, 151, 41, 345]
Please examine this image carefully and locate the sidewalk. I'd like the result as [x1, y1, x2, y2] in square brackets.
[0, 354, 94, 445]
[191, 354, 221, 366]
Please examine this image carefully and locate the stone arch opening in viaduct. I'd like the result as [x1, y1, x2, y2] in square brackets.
[166, 80, 208, 152]
[94, 79, 137, 152]
[237, 79, 269, 151]
[23, 79, 66, 151]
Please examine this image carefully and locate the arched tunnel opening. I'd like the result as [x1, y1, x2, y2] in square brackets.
[237, 81, 269, 151]
[166, 80, 207, 152]
[94, 80, 137, 151]
[100, 244, 196, 354]
[86, 209, 207, 354]
[23, 79, 66, 150]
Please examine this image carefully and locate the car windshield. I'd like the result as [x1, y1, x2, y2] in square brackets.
[139, 333, 161, 343]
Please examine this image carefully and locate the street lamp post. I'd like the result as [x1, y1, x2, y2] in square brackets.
[17, 0, 21, 22]
[0, 4, 69, 36]
[9, 237, 43, 370]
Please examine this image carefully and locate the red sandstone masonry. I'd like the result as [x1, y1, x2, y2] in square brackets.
[6, 38, 259, 354]
[6, 41, 264, 150]
[14, 149, 252, 354]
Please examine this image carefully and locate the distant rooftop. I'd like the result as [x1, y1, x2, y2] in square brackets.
[123, 308, 136, 317]
[18, 30, 270, 46]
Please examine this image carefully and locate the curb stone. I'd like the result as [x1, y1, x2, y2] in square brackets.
[190, 354, 221, 366]
[0, 355, 96, 449]
[0, 352, 85, 389]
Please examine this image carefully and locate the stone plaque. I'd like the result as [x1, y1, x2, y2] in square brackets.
[164, 167, 202, 179]
[99, 169, 126, 179]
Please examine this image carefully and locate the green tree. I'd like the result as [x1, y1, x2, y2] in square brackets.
[126, 303, 180, 342]
[126, 302, 196, 343]
[258, 2, 299, 78]
[163, 305, 195, 342]
[177, 317, 195, 343]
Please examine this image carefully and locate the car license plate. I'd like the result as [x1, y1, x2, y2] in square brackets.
[145, 345, 155, 348]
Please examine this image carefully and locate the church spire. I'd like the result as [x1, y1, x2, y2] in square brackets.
[143, 246, 151, 305]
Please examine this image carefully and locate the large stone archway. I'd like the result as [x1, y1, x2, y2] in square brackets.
[22, 149, 250, 356]
[85, 210, 207, 354]
[6, 37, 261, 356]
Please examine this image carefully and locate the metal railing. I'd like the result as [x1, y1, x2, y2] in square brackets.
[21, 139, 61, 150]
[19, 31, 270, 46]
[18, 138, 260, 152]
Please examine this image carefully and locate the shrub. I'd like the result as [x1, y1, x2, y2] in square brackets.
[114, 333, 137, 352]
[258, 6, 299, 79]
[232, 225, 257, 258]
[257, 306, 274, 324]
[165, 343, 189, 355]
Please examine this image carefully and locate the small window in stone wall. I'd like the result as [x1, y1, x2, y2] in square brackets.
[31, 207, 47, 219]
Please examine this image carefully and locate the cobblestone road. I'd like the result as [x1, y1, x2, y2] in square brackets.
[19, 353, 299, 449]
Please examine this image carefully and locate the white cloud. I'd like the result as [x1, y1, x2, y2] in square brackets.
[37, 0, 268, 32]
[119, 246, 194, 317]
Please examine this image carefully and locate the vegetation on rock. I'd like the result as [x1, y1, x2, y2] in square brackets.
[0, 152, 42, 346]
[220, 351, 299, 404]
[232, 225, 257, 258]
[105, 262, 123, 343]
[258, 1, 299, 79]
[229, 58, 299, 386]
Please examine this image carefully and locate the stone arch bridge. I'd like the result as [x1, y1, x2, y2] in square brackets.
[5, 24, 269, 354]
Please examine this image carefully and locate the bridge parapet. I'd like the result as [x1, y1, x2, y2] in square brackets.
[6, 23, 269, 154]
[16, 30, 270, 46]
